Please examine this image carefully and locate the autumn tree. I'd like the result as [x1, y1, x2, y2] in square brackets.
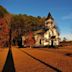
[0, 5, 12, 47]
[0, 5, 45, 47]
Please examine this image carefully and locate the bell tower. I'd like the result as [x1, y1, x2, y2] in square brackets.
[45, 12, 55, 29]
[44, 12, 60, 47]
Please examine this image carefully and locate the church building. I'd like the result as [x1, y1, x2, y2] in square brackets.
[34, 12, 60, 47]
[22, 12, 60, 47]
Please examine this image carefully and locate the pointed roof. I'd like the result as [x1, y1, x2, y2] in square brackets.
[46, 12, 54, 20]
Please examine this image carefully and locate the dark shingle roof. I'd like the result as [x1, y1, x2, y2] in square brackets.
[46, 12, 54, 20]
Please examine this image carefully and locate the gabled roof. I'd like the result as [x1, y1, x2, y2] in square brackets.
[32, 25, 44, 31]
[34, 29, 44, 35]
[46, 12, 54, 20]
[33, 27, 49, 35]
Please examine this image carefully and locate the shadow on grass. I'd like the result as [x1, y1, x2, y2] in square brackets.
[65, 53, 72, 57]
[19, 49, 62, 72]
[2, 49, 15, 72]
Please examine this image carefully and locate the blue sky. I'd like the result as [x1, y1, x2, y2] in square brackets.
[0, 0, 72, 40]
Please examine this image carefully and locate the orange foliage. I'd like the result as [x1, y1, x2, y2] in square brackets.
[0, 14, 11, 47]
[24, 32, 35, 47]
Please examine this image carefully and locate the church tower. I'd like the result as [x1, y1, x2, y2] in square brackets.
[44, 12, 60, 47]
[45, 12, 55, 29]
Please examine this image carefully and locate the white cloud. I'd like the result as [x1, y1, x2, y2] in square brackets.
[60, 34, 72, 41]
[62, 13, 72, 20]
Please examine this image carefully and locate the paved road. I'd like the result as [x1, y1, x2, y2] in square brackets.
[0, 47, 72, 72]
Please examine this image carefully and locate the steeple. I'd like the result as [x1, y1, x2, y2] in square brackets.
[46, 12, 54, 20]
